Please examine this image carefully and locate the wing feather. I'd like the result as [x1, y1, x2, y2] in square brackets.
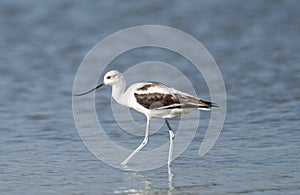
[134, 82, 217, 110]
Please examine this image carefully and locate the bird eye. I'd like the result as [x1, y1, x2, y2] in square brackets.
[106, 76, 111, 79]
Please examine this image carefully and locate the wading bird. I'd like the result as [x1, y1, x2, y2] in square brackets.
[74, 70, 217, 166]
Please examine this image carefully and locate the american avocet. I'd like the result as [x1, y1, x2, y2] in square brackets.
[74, 70, 217, 166]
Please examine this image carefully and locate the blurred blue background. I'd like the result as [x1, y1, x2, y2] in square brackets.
[1, 0, 299, 194]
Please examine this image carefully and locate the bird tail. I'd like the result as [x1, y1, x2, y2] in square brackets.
[198, 100, 218, 110]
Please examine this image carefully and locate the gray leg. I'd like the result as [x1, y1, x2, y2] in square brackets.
[165, 119, 175, 166]
[121, 117, 150, 166]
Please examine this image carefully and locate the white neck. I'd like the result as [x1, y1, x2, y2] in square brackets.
[111, 78, 127, 106]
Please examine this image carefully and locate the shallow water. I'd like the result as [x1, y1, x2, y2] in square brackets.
[1, 0, 300, 194]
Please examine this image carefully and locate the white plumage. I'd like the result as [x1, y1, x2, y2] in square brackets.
[75, 70, 217, 166]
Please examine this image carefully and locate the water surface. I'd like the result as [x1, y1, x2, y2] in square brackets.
[1, 0, 299, 194]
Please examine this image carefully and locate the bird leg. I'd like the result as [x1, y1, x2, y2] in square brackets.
[120, 117, 150, 166]
[166, 119, 175, 167]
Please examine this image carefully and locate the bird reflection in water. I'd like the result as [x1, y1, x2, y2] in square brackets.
[113, 166, 175, 195]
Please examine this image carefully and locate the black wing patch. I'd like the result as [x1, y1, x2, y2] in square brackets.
[134, 93, 216, 110]
[134, 93, 179, 109]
